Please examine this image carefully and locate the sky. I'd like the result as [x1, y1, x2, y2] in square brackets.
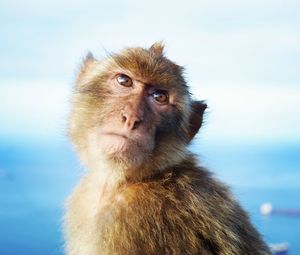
[0, 0, 299, 143]
[1, 3, 300, 253]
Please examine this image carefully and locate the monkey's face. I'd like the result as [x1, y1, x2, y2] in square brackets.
[69, 43, 200, 177]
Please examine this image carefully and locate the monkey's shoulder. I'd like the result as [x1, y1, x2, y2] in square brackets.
[112, 164, 233, 218]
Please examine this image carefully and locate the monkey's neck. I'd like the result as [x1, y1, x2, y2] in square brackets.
[88, 160, 179, 188]
[88, 160, 126, 188]
[86, 150, 194, 187]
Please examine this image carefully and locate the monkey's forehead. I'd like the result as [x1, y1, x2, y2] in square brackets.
[103, 47, 188, 91]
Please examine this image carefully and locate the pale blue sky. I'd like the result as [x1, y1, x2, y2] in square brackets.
[0, 0, 299, 142]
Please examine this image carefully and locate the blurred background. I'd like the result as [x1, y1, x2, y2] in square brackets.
[0, 0, 299, 254]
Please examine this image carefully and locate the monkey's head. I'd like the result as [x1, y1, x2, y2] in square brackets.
[69, 42, 206, 181]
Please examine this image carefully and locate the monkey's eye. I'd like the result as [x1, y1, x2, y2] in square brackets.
[116, 74, 133, 87]
[152, 90, 169, 104]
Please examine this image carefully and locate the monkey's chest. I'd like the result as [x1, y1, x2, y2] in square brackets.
[94, 185, 216, 255]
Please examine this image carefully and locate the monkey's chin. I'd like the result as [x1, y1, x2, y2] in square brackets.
[104, 149, 148, 170]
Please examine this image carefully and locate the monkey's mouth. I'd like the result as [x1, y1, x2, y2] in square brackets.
[101, 131, 144, 143]
[104, 132, 129, 140]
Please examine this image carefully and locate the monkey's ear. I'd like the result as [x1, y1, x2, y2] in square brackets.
[85, 51, 95, 61]
[188, 101, 207, 141]
[82, 52, 96, 68]
[149, 41, 164, 55]
[76, 52, 96, 85]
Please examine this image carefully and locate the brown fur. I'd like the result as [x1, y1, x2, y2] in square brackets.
[64, 42, 270, 255]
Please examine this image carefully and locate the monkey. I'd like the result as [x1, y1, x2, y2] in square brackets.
[64, 42, 271, 255]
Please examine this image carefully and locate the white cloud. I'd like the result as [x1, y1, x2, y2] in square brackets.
[0, 80, 299, 143]
[0, 0, 299, 143]
[0, 80, 71, 139]
[191, 83, 300, 142]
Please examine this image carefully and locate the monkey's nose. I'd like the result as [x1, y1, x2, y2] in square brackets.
[121, 111, 143, 130]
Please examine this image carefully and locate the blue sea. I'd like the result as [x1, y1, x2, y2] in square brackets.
[0, 139, 299, 255]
